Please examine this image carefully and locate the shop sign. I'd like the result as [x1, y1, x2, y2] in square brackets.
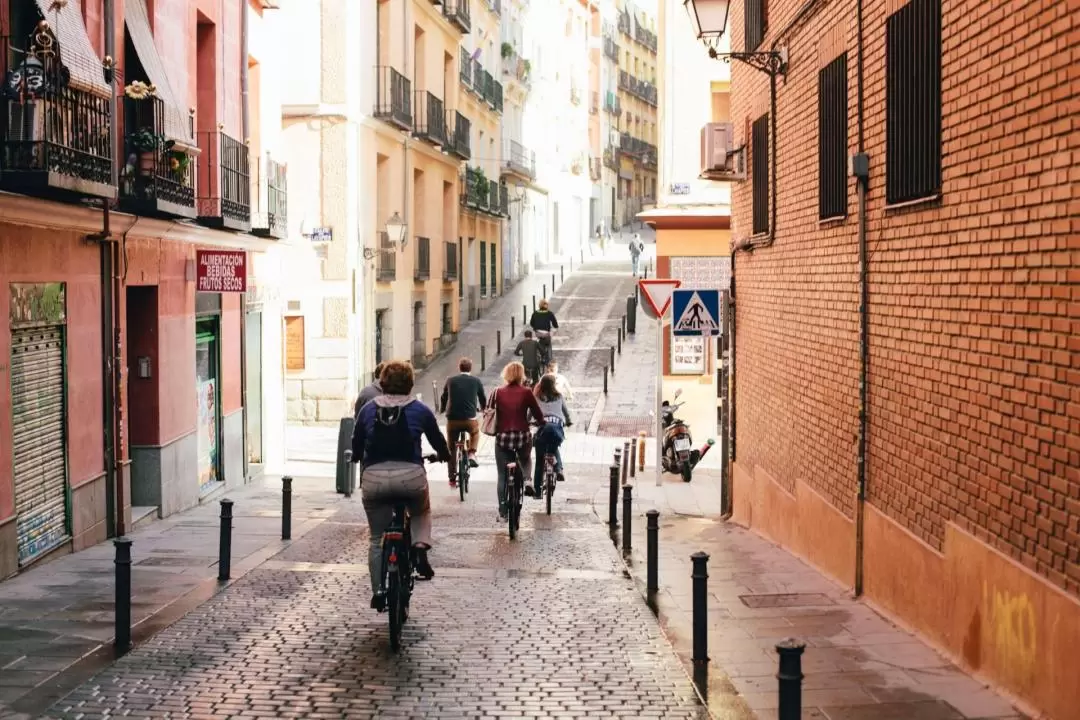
[196, 250, 247, 293]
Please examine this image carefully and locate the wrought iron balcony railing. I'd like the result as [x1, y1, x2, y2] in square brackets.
[120, 95, 195, 218]
[251, 152, 287, 239]
[603, 36, 619, 61]
[413, 91, 447, 147]
[377, 231, 396, 281]
[444, 241, 458, 281]
[448, 110, 471, 160]
[603, 146, 619, 170]
[374, 66, 412, 131]
[461, 166, 489, 211]
[197, 130, 251, 232]
[0, 34, 114, 200]
[502, 138, 536, 180]
[502, 49, 532, 87]
[634, 24, 658, 52]
[460, 53, 473, 87]
[443, 0, 471, 33]
[414, 236, 430, 280]
[618, 11, 631, 35]
[487, 179, 502, 216]
[499, 182, 509, 216]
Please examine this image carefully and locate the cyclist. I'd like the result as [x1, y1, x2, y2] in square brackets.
[490, 361, 545, 519]
[546, 360, 574, 401]
[528, 299, 559, 365]
[439, 356, 486, 487]
[350, 361, 450, 608]
[514, 329, 543, 386]
[532, 374, 571, 496]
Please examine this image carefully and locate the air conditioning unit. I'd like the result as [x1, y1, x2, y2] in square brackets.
[700, 122, 746, 181]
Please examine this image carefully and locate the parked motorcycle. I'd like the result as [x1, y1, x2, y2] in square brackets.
[658, 390, 715, 482]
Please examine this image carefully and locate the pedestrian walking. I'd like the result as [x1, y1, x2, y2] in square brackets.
[630, 233, 645, 277]
[439, 357, 486, 487]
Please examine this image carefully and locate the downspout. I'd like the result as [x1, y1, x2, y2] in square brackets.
[239, 0, 250, 482]
[854, 0, 869, 597]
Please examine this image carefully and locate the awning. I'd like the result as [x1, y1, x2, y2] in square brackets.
[34, 0, 110, 96]
[124, 0, 195, 146]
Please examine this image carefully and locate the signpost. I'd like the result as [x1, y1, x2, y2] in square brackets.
[638, 279, 680, 487]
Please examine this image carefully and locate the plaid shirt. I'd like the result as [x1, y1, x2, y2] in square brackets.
[496, 430, 532, 451]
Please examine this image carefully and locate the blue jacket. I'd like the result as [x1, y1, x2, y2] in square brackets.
[351, 397, 450, 467]
[534, 421, 565, 449]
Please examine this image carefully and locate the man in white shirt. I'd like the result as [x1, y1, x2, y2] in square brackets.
[546, 361, 574, 401]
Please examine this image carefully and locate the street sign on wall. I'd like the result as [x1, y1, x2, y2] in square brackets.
[196, 250, 247, 293]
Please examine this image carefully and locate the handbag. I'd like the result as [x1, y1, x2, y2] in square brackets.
[481, 388, 499, 436]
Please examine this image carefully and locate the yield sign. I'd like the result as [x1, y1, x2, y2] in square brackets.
[638, 279, 681, 318]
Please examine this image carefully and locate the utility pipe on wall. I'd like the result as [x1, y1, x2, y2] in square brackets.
[239, 0, 250, 482]
[854, 0, 869, 598]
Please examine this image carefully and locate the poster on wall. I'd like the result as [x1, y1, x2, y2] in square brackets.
[197, 379, 219, 488]
[668, 257, 730, 375]
[671, 336, 707, 374]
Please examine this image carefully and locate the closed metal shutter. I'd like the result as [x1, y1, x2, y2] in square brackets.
[10, 327, 68, 564]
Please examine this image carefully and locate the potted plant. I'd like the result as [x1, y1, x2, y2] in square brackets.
[501, 42, 513, 59]
[164, 141, 190, 183]
[129, 126, 163, 175]
[472, 167, 488, 202]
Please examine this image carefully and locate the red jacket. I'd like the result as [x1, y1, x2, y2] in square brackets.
[492, 383, 544, 433]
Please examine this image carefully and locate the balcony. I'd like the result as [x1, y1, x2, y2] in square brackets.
[376, 232, 396, 281]
[250, 153, 287, 239]
[374, 66, 412, 131]
[499, 182, 509, 217]
[603, 36, 619, 61]
[634, 24, 658, 52]
[487, 179, 502, 216]
[502, 139, 536, 181]
[490, 81, 503, 113]
[461, 166, 489, 211]
[444, 241, 458, 281]
[196, 130, 250, 232]
[120, 96, 195, 219]
[590, 157, 602, 181]
[414, 236, 430, 281]
[414, 91, 447, 147]
[502, 49, 532, 88]
[443, 0, 471, 33]
[618, 11, 632, 36]
[603, 146, 619, 170]
[0, 35, 114, 201]
[448, 111, 471, 160]
[604, 91, 621, 116]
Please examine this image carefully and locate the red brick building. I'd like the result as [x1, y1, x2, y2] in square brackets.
[726, 0, 1078, 715]
[0, 0, 285, 579]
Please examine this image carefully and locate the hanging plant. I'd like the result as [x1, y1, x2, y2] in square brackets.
[501, 42, 513, 59]
[472, 167, 488, 198]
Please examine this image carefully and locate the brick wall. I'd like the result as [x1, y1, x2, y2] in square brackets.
[730, 0, 1080, 594]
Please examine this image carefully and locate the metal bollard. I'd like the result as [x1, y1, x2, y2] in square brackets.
[603, 365, 608, 395]
[617, 327, 623, 354]
[646, 511, 659, 599]
[626, 295, 637, 334]
[497, 329, 502, 355]
[113, 537, 132, 651]
[511, 315, 516, 338]
[776, 639, 806, 720]
[532, 294, 536, 312]
[630, 439, 637, 478]
[552, 274, 556, 292]
[481, 345, 486, 372]
[639, 432, 647, 472]
[560, 266, 564, 282]
[622, 314, 627, 336]
[282, 476, 293, 539]
[343, 451, 354, 498]
[523, 305, 527, 325]
[218, 499, 234, 582]
[622, 440, 631, 484]
[610, 346, 616, 373]
[608, 464, 620, 528]
[622, 484, 633, 553]
[691, 552, 710, 671]
[543, 284, 547, 300]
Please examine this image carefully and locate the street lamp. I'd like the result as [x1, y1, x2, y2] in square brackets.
[385, 211, 407, 250]
[683, 0, 787, 77]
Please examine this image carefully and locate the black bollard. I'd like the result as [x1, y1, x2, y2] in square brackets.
[560, 266, 564, 282]
[282, 476, 293, 539]
[532, 294, 536, 312]
[610, 346, 616, 373]
[622, 440, 631, 484]
[218, 499, 234, 582]
[622, 314, 627, 336]
[776, 639, 806, 720]
[523, 305, 527, 325]
[630, 439, 637, 478]
[343, 451, 354, 498]
[113, 537, 132, 651]
[617, 327, 623, 354]
[622, 484, 632, 553]
[646, 511, 659, 599]
[691, 552, 710, 671]
[481, 345, 487, 372]
[608, 464, 619, 528]
[626, 295, 637, 334]
[511, 315, 515, 338]
[543, 284, 547, 300]
[551, 274, 556, 292]
[497, 329, 502, 355]
[603, 364, 608, 395]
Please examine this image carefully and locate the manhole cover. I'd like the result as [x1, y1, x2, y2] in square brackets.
[135, 556, 217, 567]
[739, 593, 834, 608]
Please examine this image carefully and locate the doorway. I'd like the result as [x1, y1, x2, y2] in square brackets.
[195, 317, 222, 492]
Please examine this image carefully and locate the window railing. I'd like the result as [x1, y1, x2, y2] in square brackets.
[414, 236, 431, 280]
[462, 166, 489, 210]
[502, 49, 532, 86]
[618, 11, 631, 35]
[444, 0, 471, 33]
[449, 110, 471, 159]
[251, 152, 287, 238]
[503, 139, 536, 179]
[460, 53, 473, 86]
[488, 179, 502, 216]
[375, 66, 412, 130]
[377, 231, 396, 281]
[444, 241, 458, 281]
[196, 130, 250, 230]
[414, 91, 447, 147]
[603, 37, 619, 61]
[499, 182, 509, 216]
[120, 95, 195, 217]
[604, 146, 618, 170]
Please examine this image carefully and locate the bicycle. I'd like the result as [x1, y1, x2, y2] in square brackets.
[375, 454, 440, 652]
[541, 451, 557, 515]
[455, 430, 470, 502]
[534, 328, 553, 367]
[503, 452, 525, 540]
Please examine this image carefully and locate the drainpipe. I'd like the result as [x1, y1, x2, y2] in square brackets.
[239, 0, 250, 482]
[853, 0, 869, 597]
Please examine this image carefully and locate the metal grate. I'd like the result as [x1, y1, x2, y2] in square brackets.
[751, 114, 769, 235]
[886, 0, 941, 205]
[818, 54, 848, 220]
[596, 416, 653, 437]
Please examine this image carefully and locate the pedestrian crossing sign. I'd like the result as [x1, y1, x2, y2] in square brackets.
[672, 289, 721, 336]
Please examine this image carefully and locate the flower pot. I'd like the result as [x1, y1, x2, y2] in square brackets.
[137, 151, 155, 176]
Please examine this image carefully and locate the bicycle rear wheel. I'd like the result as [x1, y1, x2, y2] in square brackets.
[387, 557, 403, 651]
[508, 472, 520, 540]
[545, 473, 553, 515]
[458, 453, 468, 501]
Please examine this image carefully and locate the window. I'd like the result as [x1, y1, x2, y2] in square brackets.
[818, 54, 848, 219]
[745, 0, 766, 52]
[479, 241, 487, 296]
[751, 114, 769, 235]
[489, 247, 497, 296]
[284, 315, 305, 370]
[442, 303, 452, 335]
[886, 0, 941, 204]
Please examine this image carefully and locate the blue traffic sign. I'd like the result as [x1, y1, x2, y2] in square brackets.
[671, 289, 721, 337]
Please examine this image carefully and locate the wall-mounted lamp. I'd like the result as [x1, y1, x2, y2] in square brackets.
[683, 0, 787, 77]
[386, 211, 408, 250]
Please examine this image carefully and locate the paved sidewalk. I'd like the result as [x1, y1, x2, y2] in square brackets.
[0, 476, 342, 718]
[602, 479, 1027, 720]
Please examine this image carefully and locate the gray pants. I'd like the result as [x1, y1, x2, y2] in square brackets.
[361, 461, 432, 593]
